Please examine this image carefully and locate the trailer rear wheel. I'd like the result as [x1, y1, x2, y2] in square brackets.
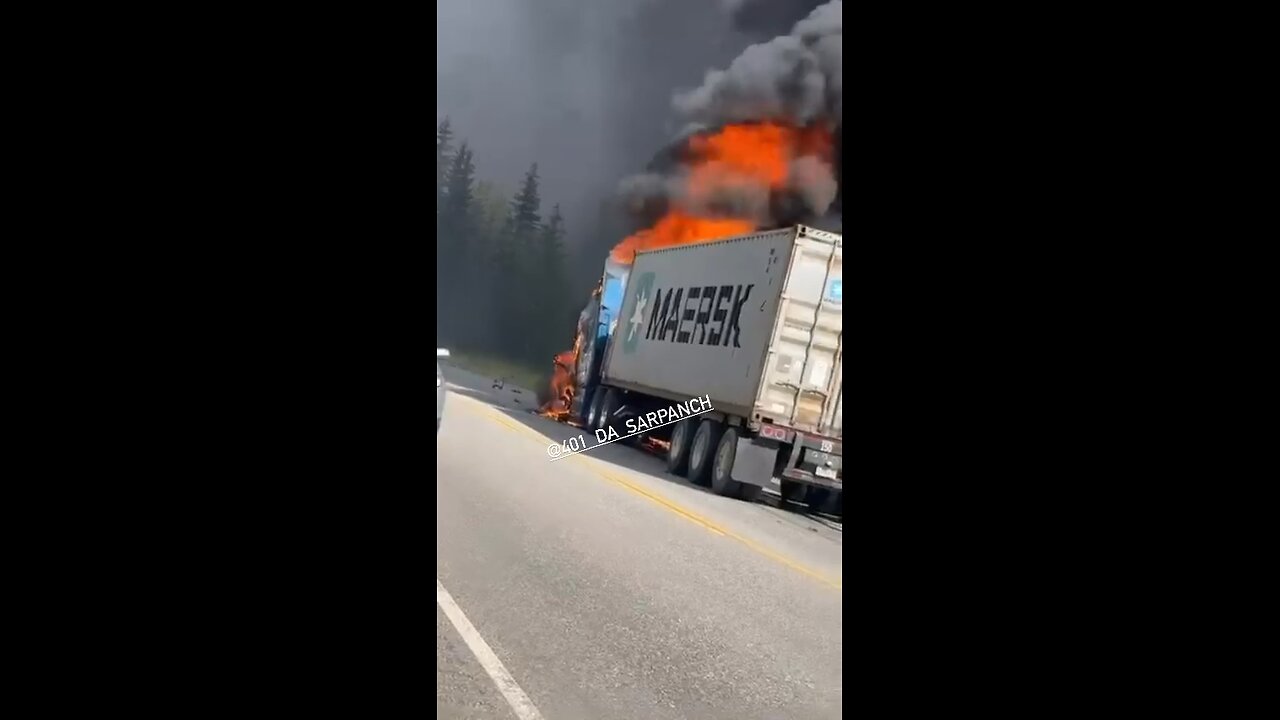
[687, 419, 723, 486]
[666, 419, 692, 476]
[711, 427, 760, 501]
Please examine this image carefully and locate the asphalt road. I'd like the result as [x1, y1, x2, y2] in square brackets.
[436, 364, 843, 720]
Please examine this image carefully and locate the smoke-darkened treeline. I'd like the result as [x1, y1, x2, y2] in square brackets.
[436, 117, 576, 370]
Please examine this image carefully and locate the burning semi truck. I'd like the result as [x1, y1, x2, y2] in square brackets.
[538, 0, 844, 512]
[541, 224, 842, 515]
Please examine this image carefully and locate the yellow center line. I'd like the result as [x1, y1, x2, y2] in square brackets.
[449, 392, 842, 591]
[579, 458, 725, 537]
[585, 459, 841, 591]
[454, 396, 550, 443]
[489, 413, 530, 435]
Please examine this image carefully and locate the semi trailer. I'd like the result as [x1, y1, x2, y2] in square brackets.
[567, 225, 843, 514]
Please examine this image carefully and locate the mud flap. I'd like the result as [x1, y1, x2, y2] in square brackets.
[731, 436, 779, 488]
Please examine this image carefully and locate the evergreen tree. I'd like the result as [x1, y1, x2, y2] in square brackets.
[436, 118, 453, 201]
[438, 142, 477, 343]
[495, 164, 544, 363]
[436, 117, 455, 294]
[472, 182, 508, 251]
[539, 203, 565, 268]
[441, 142, 476, 248]
[508, 163, 542, 242]
[469, 181, 507, 276]
[431, 122, 579, 369]
[436, 117, 454, 227]
[494, 163, 543, 275]
[534, 204, 571, 361]
[460, 180, 509, 353]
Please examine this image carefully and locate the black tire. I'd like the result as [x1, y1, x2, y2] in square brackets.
[780, 480, 809, 509]
[666, 419, 693, 475]
[687, 419, 723, 486]
[599, 388, 622, 437]
[710, 426, 759, 501]
[586, 389, 605, 432]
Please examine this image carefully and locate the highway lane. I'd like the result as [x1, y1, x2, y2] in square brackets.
[436, 367, 843, 719]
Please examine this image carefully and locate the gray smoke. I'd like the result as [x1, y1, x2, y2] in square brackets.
[719, 0, 826, 38]
[619, 0, 842, 229]
[620, 167, 772, 223]
[675, 0, 842, 131]
[788, 155, 838, 214]
[617, 172, 678, 218]
[437, 0, 764, 299]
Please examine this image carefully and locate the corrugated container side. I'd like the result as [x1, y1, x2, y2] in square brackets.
[752, 226, 842, 438]
[601, 229, 796, 416]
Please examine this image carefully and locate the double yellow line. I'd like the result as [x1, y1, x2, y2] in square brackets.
[454, 394, 842, 591]
[593, 466, 843, 591]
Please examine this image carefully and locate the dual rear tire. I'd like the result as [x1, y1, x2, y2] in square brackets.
[665, 417, 839, 513]
[687, 419, 723, 487]
[671, 418, 760, 501]
[587, 388, 621, 436]
[667, 417, 693, 475]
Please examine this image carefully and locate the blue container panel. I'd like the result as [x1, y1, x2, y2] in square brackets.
[577, 262, 630, 419]
[599, 265, 628, 342]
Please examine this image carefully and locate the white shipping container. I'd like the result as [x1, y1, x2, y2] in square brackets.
[601, 225, 842, 438]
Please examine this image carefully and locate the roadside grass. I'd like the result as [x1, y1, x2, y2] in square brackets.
[445, 351, 547, 394]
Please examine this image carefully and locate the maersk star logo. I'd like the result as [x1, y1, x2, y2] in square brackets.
[628, 291, 648, 341]
[621, 272, 656, 354]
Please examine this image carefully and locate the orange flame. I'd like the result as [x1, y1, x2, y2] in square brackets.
[610, 212, 754, 264]
[546, 121, 833, 422]
[610, 121, 832, 264]
[539, 282, 601, 419]
[538, 331, 581, 420]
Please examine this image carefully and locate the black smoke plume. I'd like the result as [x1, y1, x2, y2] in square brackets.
[620, 1, 843, 232]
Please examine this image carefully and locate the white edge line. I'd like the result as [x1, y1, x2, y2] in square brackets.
[436, 578, 545, 720]
[549, 407, 713, 462]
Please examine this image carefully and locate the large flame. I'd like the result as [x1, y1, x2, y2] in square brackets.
[538, 329, 582, 420]
[609, 212, 754, 264]
[610, 122, 831, 264]
[544, 121, 833, 421]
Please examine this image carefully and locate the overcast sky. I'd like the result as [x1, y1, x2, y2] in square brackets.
[436, 0, 828, 297]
